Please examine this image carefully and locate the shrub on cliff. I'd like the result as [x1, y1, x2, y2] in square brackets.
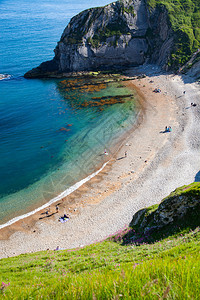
[147, 0, 200, 69]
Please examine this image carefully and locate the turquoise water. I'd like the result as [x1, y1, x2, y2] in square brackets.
[0, 0, 139, 226]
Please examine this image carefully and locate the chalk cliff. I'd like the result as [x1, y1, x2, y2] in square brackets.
[187, 60, 200, 79]
[24, 0, 174, 78]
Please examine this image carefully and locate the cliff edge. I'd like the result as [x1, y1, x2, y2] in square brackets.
[130, 182, 200, 238]
[24, 0, 173, 78]
[24, 0, 200, 78]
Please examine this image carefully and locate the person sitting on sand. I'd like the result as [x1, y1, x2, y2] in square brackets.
[165, 126, 172, 132]
[191, 103, 197, 107]
[59, 214, 69, 222]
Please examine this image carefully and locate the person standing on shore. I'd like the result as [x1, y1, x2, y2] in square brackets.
[125, 151, 127, 158]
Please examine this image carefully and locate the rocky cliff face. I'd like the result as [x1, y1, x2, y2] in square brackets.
[130, 183, 200, 233]
[187, 60, 200, 79]
[25, 0, 174, 78]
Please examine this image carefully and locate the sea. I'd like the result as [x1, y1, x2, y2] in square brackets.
[0, 0, 140, 227]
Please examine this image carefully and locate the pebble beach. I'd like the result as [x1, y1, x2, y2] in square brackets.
[0, 65, 200, 259]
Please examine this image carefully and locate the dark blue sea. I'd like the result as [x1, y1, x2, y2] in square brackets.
[0, 0, 139, 227]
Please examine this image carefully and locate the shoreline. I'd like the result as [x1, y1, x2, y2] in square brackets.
[0, 161, 109, 230]
[1, 65, 200, 259]
[0, 80, 143, 230]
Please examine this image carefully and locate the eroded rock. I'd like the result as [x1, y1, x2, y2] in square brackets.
[130, 183, 200, 231]
[24, 0, 174, 78]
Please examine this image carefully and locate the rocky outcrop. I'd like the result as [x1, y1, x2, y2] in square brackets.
[130, 183, 200, 232]
[187, 60, 200, 79]
[25, 0, 174, 78]
[146, 3, 174, 67]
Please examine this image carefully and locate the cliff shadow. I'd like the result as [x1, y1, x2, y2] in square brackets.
[124, 64, 199, 85]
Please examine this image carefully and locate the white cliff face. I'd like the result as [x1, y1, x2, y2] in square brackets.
[24, 0, 175, 77]
[188, 60, 200, 79]
[129, 0, 148, 34]
[55, 0, 150, 72]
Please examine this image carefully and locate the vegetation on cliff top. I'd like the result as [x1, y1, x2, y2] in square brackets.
[65, 0, 200, 70]
[0, 182, 200, 299]
[125, 182, 200, 245]
[147, 0, 200, 68]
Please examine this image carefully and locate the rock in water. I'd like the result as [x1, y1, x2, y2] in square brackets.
[24, 0, 173, 78]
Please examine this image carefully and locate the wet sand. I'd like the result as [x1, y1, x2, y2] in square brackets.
[1, 65, 200, 259]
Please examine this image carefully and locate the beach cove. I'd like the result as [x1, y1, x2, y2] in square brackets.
[0, 0, 120, 227]
[1, 65, 200, 258]
[0, 73, 139, 226]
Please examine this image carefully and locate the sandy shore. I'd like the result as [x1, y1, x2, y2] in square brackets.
[1, 65, 200, 259]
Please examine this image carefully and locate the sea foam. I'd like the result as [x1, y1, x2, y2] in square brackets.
[0, 74, 11, 80]
[0, 161, 109, 229]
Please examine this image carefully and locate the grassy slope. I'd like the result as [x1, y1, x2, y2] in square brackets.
[147, 0, 200, 69]
[0, 183, 200, 299]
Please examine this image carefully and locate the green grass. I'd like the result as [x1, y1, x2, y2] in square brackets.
[0, 183, 200, 299]
[0, 228, 200, 299]
[147, 0, 200, 69]
[123, 183, 200, 245]
[164, 182, 200, 198]
[63, 0, 200, 70]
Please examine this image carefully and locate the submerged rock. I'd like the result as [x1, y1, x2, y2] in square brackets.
[24, 0, 174, 78]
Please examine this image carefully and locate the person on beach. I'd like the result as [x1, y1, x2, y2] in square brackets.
[125, 151, 127, 158]
[104, 149, 108, 155]
[165, 126, 172, 132]
[56, 205, 59, 213]
[58, 213, 69, 222]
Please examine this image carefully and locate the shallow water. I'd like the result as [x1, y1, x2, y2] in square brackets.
[0, 0, 139, 225]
